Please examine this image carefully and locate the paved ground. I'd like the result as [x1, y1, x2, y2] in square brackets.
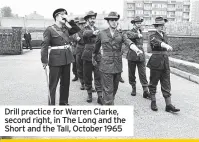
[0, 49, 199, 139]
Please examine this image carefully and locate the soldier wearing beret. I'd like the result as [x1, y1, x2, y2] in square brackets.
[147, 17, 180, 112]
[126, 16, 150, 99]
[41, 8, 80, 105]
[93, 12, 142, 105]
[82, 11, 103, 105]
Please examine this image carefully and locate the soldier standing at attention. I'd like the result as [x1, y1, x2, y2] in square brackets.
[93, 12, 142, 105]
[82, 11, 103, 105]
[147, 17, 180, 112]
[41, 8, 80, 105]
[126, 16, 150, 99]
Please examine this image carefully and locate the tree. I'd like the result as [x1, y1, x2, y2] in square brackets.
[1, 6, 13, 17]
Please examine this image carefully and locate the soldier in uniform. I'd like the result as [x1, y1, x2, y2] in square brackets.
[93, 12, 142, 105]
[71, 17, 79, 82]
[126, 16, 150, 99]
[82, 11, 103, 104]
[147, 17, 180, 112]
[41, 8, 80, 105]
[75, 17, 87, 90]
[24, 29, 32, 50]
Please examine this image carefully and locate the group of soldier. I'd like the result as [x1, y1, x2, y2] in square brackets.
[41, 8, 180, 113]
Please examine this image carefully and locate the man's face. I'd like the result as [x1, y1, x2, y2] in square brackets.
[155, 24, 165, 32]
[88, 16, 96, 26]
[79, 23, 86, 29]
[56, 12, 67, 24]
[108, 19, 118, 29]
[134, 22, 142, 29]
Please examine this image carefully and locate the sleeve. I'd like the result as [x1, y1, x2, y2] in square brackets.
[122, 32, 134, 48]
[68, 20, 81, 36]
[126, 30, 139, 40]
[163, 33, 169, 44]
[83, 30, 96, 38]
[93, 32, 101, 55]
[41, 27, 51, 64]
[150, 34, 162, 47]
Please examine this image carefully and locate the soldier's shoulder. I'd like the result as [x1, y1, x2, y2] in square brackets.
[44, 25, 54, 32]
[149, 31, 158, 37]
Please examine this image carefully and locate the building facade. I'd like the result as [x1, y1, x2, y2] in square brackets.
[123, 0, 190, 25]
[190, 0, 199, 23]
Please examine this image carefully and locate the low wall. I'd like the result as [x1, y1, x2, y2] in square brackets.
[0, 27, 23, 55]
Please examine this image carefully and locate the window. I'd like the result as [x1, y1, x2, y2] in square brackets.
[168, 4, 175, 8]
[168, 11, 175, 15]
[127, 3, 135, 9]
[144, 10, 151, 15]
[127, 10, 135, 17]
[136, 2, 143, 7]
[136, 10, 143, 15]
[176, 11, 182, 16]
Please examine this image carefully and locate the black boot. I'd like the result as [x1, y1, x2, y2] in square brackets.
[80, 84, 85, 90]
[131, 86, 136, 96]
[151, 101, 158, 111]
[165, 104, 180, 112]
[72, 75, 78, 81]
[119, 77, 124, 83]
[87, 93, 92, 103]
[143, 91, 151, 99]
[97, 96, 104, 105]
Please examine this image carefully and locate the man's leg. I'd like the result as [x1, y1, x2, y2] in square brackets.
[128, 60, 137, 96]
[137, 61, 150, 99]
[72, 55, 78, 81]
[76, 54, 84, 89]
[49, 66, 61, 105]
[148, 69, 161, 111]
[101, 72, 114, 105]
[160, 69, 180, 112]
[28, 40, 32, 50]
[94, 63, 103, 105]
[113, 73, 121, 103]
[25, 40, 28, 49]
[59, 64, 71, 105]
[83, 60, 93, 102]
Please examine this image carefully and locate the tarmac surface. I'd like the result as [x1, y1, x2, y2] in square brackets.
[0, 49, 199, 139]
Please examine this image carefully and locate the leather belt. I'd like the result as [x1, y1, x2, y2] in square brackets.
[50, 45, 70, 49]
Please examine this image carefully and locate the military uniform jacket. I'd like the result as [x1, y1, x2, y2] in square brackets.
[147, 31, 170, 70]
[75, 29, 85, 56]
[41, 22, 80, 66]
[82, 25, 101, 61]
[126, 28, 145, 62]
[70, 34, 77, 55]
[93, 28, 133, 74]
